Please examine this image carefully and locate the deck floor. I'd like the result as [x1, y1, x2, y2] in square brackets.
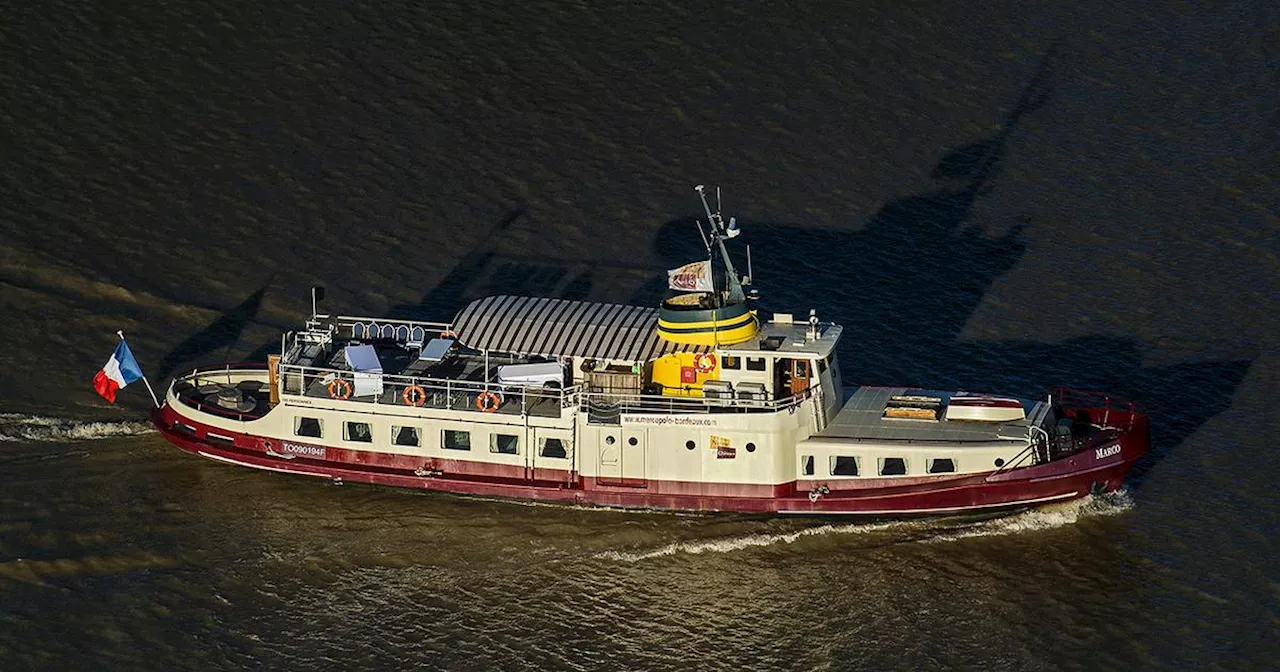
[820, 387, 1038, 443]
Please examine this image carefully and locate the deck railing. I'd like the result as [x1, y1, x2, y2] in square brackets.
[275, 362, 575, 417]
[173, 358, 814, 420]
[168, 363, 272, 422]
[579, 387, 811, 418]
[1051, 387, 1145, 431]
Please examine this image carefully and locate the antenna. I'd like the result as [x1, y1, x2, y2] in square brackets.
[746, 244, 753, 284]
[695, 219, 711, 254]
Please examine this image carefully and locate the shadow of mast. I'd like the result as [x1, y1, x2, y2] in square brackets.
[646, 48, 1251, 471]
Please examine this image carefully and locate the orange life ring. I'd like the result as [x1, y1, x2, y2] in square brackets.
[440, 329, 457, 339]
[327, 378, 353, 400]
[476, 391, 501, 413]
[694, 353, 717, 373]
[403, 385, 427, 407]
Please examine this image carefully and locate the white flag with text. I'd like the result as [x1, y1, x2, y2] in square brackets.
[667, 260, 714, 292]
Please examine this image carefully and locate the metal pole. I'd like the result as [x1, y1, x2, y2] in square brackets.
[117, 330, 161, 408]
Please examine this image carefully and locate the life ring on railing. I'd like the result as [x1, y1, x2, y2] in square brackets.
[476, 391, 501, 413]
[694, 353, 717, 374]
[440, 329, 457, 339]
[403, 385, 427, 407]
[327, 378, 352, 400]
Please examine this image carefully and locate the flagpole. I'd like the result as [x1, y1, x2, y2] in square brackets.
[118, 330, 161, 408]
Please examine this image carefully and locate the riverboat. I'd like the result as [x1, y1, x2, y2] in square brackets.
[151, 187, 1150, 515]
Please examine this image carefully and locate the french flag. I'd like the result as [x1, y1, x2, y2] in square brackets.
[94, 341, 144, 403]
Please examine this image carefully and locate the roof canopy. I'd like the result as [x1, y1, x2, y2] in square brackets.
[452, 295, 708, 363]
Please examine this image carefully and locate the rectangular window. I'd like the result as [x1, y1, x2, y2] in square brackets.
[879, 457, 908, 476]
[540, 437, 567, 459]
[795, 360, 809, 378]
[746, 357, 767, 371]
[344, 421, 372, 443]
[491, 433, 520, 455]
[721, 355, 741, 370]
[830, 456, 859, 476]
[927, 458, 956, 474]
[392, 426, 420, 447]
[294, 417, 322, 438]
[442, 429, 470, 451]
[801, 455, 815, 476]
[818, 357, 828, 374]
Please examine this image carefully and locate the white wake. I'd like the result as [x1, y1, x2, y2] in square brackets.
[923, 489, 1135, 542]
[597, 520, 912, 562]
[598, 490, 1136, 561]
[0, 413, 154, 442]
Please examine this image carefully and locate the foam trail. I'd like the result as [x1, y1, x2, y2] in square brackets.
[599, 491, 1136, 561]
[598, 520, 910, 561]
[924, 489, 1135, 543]
[0, 413, 154, 442]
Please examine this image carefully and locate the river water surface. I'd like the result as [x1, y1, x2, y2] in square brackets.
[2, 1, 1277, 669]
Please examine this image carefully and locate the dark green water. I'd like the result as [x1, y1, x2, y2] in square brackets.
[2, 1, 1277, 669]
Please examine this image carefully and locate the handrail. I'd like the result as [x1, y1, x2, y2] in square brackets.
[579, 387, 811, 415]
[180, 362, 268, 376]
[274, 359, 812, 416]
[1028, 425, 1050, 465]
[176, 357, 816, 418]
[274, 362, 579, 412]
[991, 441, 1038, 476]
[1052, 387, 1146, 414]
[167, 372, 267, 422]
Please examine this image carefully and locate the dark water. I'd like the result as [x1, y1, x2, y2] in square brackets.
[2, 1, 1278, 669]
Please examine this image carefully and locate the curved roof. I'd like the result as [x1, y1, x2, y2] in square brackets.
[451, 295, 708, 362]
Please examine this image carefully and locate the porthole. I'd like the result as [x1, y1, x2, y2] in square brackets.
[746, 442, 756, 453]
[994, 458, 1005, 467]
[685, 440, 696, 450]
[628, 437, 638, 446]
[605, 436, 616, 445]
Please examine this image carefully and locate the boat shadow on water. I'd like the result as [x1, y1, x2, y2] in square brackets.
[206, 47, 1249, 499]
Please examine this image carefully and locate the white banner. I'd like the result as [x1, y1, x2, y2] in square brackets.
[667, 260, 714, 292]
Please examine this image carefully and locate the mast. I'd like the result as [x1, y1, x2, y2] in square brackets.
[694, 185, 745, 306]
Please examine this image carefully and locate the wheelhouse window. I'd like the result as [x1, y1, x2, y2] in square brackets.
[294, 417, 322, 438]
[344, 421, 372, 443]
[491, 433, 519, 455]
[830, 456, 859, 476]
[801, 455, 815, 476]
[392, 426, 420, 447]
[721, 355, 741, 370]
[879, 457, 908, 476]
[442, 429, 470, 451]
[540, 437, 567, 459]
[746, 357, 767, 371]
[927, 458, 956, 474]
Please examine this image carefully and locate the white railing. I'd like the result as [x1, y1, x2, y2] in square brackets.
[579, 387, 811, 416]
[275, 358, 812, 418]
[276, 362, 576, 416]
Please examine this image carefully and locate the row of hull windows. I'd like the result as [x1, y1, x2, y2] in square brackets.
[293, 417, 568, 458]
[801, 455, 956, 477]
